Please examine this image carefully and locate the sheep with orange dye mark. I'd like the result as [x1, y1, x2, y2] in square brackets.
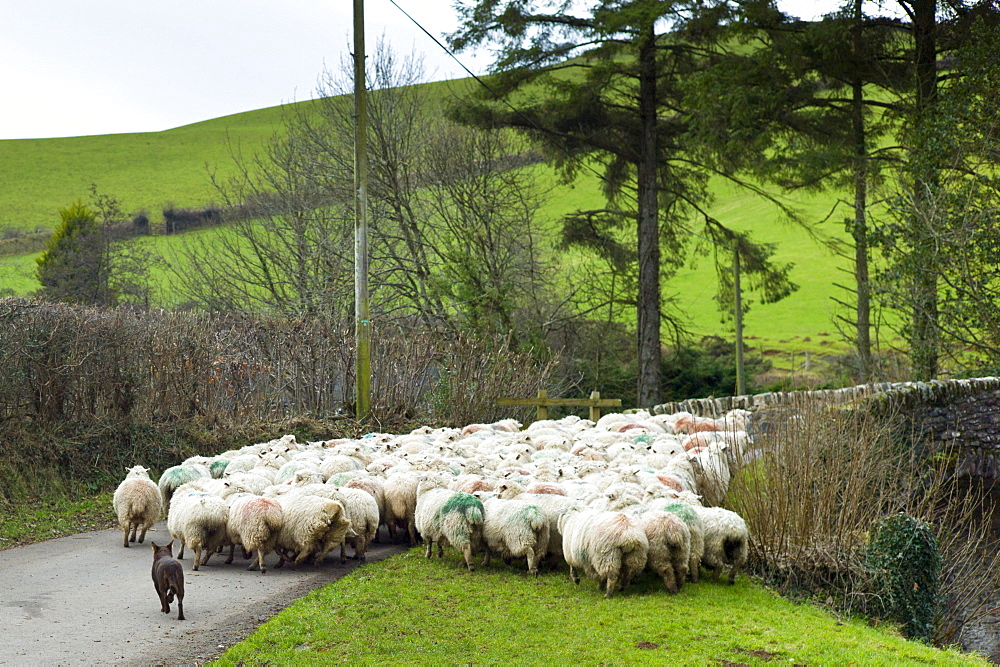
[225, 493, 283, 574]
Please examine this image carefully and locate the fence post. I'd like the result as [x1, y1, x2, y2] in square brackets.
[589, 391, 602, 422]
[536, 389, 548, 422]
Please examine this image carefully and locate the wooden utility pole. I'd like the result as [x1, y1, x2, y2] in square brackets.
[733, 239, 746, 396]
[353, 0, 371, 420]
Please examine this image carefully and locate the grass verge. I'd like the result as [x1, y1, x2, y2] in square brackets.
[0, 492, 116, 550]
[213, 547, 984, 665]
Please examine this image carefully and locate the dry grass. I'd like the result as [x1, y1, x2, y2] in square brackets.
[728, 399, 1000, 646]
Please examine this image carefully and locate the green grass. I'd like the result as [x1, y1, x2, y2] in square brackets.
[0, 492, 116, 550]
[213, 548, 984, 665]
[0, 80, 884, 373]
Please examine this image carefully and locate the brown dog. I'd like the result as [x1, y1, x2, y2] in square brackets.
[151, 541, 185, 620]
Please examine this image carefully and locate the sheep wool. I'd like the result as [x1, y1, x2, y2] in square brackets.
[158, 464, 211, 508]
[693, 506, 749, 585]
[559, 509, 649, 598]
[479, 496, 550, 576]
[383, 471, 420, 545]
[661, 501, 707, 584]
[112, 466, 162, 548]
[628, 507, 690, 594]
[166, 488, 230, 571]
[273, 491, 352, 568]
[226, 494, 283, 574]
[415, 488, 484, 571]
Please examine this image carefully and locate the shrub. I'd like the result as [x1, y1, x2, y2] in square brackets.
[727, 399, 1000, 649]
[865, 512, 941, 642]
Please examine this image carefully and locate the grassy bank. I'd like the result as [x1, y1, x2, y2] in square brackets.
[0, 493, 116, 550]
[213, 548, 984, 665]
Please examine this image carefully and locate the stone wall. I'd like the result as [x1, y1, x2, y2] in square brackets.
[650, 376, 1000, 478]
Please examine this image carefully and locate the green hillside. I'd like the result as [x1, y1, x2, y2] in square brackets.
[0, 84, 865, 372]
[0, 104, 290, 234]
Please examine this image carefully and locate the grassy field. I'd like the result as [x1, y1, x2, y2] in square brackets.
[213, 547, 984, 665]
[0, 79, 877, 373]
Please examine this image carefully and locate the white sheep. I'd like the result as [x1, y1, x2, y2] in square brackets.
[271, 490, 352, 568]
[478, 495, 550, 575]
[651, 493, 707, 583]
[414, 476, 484, 571]
[626, 506, 690, 594]
[687, 444, 732, 507]
[693, 506, 749, 584]
[559, 508, 649, 597]
[166, 484, 230, 571]
[112, 465, 162, 548]
[157, 463, 211, 508]
[225, 493, 283, 574]
[383, 470, 420, 545]
[344, 476, 387, 540]
[330, 486, 380, 562]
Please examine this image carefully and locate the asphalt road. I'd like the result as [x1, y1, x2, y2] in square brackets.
[0, 522, 407, 666]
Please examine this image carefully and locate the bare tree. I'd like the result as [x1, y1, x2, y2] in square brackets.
[168, 39, 563, 345]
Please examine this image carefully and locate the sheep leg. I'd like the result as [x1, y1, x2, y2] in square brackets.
[661, 567, 678, 595]
[727, 564, 739, 585]
[437, 543, 444, 559]
[225, 544, 235, 565]
[192, 546, 202, 571]
[424, 539, 433, 558]
[568, 565, 580, 585]
[526, 549, 539, 577]
[355, 535, 367, 562]
[689, 554, 700, 583]
[200, 546, 214, 567]
[122, 526, 130, 548]
[463, 543, 475, 571]
[137, 526, 148, 544]
[177, 540, 186, 560]
[407, 520, 417, 547]
[129, 524, 138, 543]
[604, 576, 619, 598]
[258, 550, 267, 575]
[481, 549, 491, 568]
[341, 542, 348, 564]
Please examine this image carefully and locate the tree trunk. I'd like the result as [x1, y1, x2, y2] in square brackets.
[910, 0, 939, 380]
[851, 0, 873, 381]
[636, 21, 662, 408]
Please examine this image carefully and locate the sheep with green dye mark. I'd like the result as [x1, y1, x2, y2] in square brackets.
[625, 505, 690, 593]
[415, 476, 484, 571]
[497, 481, 578, 562]
[158, 464, 211, 509]
[558, 508, 648, 597]
[113, 465, 162, 547]
[476, 494, 550, 575]
[656, 498, 706, 583]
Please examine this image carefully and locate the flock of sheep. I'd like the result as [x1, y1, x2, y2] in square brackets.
[112, 408, 753, 597]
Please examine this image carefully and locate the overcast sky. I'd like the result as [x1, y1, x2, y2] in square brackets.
[0, 0, 847, 141]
